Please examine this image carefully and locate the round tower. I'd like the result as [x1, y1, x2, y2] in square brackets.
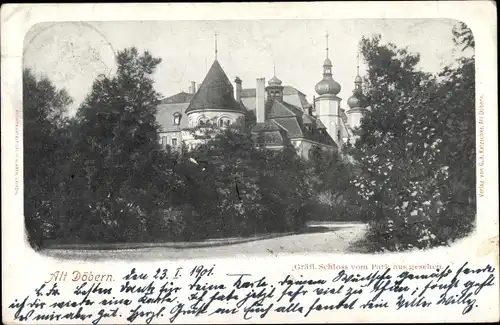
[314, 32, 342, 145]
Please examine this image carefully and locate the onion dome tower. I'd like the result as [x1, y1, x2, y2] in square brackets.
[314, 32, 342, 146]
[314, 58, 341, 96]
[346, 53, 365, 130]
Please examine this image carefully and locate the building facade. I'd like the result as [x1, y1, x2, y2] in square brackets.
[156, 59, 247, 150]
[156, 37, 366, 158]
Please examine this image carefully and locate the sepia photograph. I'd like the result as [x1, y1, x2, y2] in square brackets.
[22, 18, 476, 260]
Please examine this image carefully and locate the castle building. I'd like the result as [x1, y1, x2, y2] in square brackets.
[156, 59, 246, 150]
[156, 33, 365, 158]
[248, 71, 337, 159]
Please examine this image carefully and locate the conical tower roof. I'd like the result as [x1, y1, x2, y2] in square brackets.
[185, 60, 245, 113]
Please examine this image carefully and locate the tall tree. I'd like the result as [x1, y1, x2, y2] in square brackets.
[23, 68, 73, 248]
[70, 47, 179, 242]
[350, 28, 475, 251]
[434, 24, 475, 239]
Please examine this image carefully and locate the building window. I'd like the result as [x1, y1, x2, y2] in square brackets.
[198, 116, 209, 126]
[171, 138, 178, 147]
[161, 136, 167, 147]
[218, 117, 231, 128]
[173, 113, 181, 126]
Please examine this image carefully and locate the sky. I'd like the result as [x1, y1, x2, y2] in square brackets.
[23, 19, 471, 115]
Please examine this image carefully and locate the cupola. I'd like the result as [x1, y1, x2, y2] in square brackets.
[315, 32, 341, 96]
[347, 54, 364, 109]
[266, 64, 284, 102]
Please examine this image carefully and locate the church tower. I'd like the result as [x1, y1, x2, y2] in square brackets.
[314, 32, 342, 146]
[346, 53, 365, 131]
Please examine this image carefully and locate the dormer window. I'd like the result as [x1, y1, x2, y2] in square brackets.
[173, 113, 181, 125]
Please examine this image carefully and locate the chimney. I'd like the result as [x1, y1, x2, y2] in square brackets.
[256, 78, 266, 123]
[234, 77, 242, 102]
[191, 81, 196, 94]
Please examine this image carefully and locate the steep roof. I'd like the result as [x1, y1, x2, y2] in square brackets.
[156, 91, 194, 132]
[241, 88, 256, 98]
[302, 125, 337, 147]
[271, 115, 337, 147]
[160, 91, 194, 105]
[266, 100, 303, 119]
[283, 86, 305, 96]
[251, 120, 288, 147]
[241, 97, 256, 112]
[273, 117, 303, 138]
[252, 119, 283, 132]
[302, 113, 314, 124]
[186, 60, 246, 113]
[316, 119, 326, 129]
[280, 101, 305, 117]
[259, 98, 336, 147]
[156, 102, 189, 132]
[242, 86, 304, 97]
[240, 86, 311, 111]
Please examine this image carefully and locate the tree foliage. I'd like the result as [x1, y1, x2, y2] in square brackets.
[66, 47, 184, 242]
[306, 146, 360, 222]
[23, 68, 74, 248]
[452, 21, 475, 51]
[24, 48, 188, 246]
[171, 119, 314, 240]
[350, 27, 475, 251]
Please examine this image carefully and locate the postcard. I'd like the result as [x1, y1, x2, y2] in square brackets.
[1, 2, 498, 324]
